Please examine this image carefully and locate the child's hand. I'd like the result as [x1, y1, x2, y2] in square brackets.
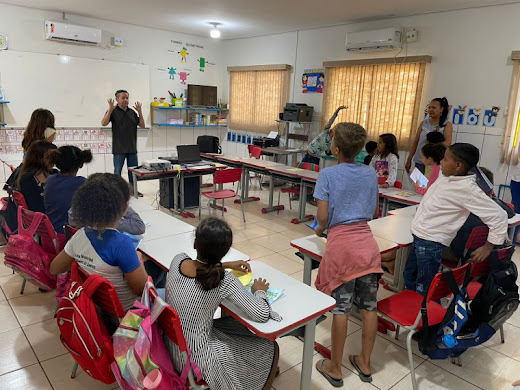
[137, 251, 145, 264]
[251, 278, 270, 293]
[470, 242, 493, 262]
[225, 260, 251, 273]
[380, 182, 390, 188]
[315, 225, 326, 237]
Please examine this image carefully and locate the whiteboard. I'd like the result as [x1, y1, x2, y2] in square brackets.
[0, 50, 150, 127]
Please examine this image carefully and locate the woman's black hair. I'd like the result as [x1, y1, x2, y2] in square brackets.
[44, 145, 93, 174]
[426, 131, 445, 144]
[71, 173, 129, 231]
[365, 141, 378, 154]
[431, 97, 450, 128]
[194, 217, 233, 291]
[449, 143, 480, 174]
[17, 140, 57, 188]
[421, 143, 446, 164]
[379, 133, 399, 159]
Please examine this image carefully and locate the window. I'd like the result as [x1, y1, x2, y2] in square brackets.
[501, 51, 520, 165]
[322, 57, 430, 149]
[228, 65, 291, 134]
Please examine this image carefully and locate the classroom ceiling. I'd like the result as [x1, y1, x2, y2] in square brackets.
[4, 0, 519, 39]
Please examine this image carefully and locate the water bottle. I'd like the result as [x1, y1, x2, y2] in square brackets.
[435, 334, 458, 349]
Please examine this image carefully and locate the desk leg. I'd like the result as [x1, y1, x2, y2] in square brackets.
[132, 173, 138, 199]
[300, 320, 317, 390]
[382, 198, 389, 216]
[293, 181, 314, 224]
[260, 174, 284, 214]
[303, 254, 312, 286]
[236, 167, 260, 204]
[180, 173, 185, 212]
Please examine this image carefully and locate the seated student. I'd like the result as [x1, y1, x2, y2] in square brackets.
[414, 143, 446, 195]
[313, 122, 382, 386]
[443, 167, 515, 263]
[44, 146, 93, 235]
[50, 173, 148, 311]
[369, 133, 399, 188]
[404, 143, 508, 296]
[303, 105, 348, 165]
[165, 217, 280, 390]
[364, 141, 378, 165]
[424, 132, 445, 178]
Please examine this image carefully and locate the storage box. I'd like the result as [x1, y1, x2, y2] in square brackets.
[151, 102, 170, 107]
[173, 98, 183, 107]
[167, 118, 184, 125]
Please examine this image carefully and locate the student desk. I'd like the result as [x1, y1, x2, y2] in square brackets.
[290, 234, 399, 286]
[379, 188, 423, 216]
[129, 197, 156, 213]
[137, 210, 195, 241]
[221, 261, 336, 390]
[261, 146, 304, 166]
[240, 159, 286, 208]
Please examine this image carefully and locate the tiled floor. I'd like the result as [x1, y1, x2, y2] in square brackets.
[1, 178, 520, 389]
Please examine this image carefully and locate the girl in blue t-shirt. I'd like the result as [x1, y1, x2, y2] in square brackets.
[50, 173, 148, 311]
[44, 145, 93, 237]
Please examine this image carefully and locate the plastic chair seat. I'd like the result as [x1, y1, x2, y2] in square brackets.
[467, 280, 482, 300]
[202, 189, 237, 200]
[377, 290, 446, 329]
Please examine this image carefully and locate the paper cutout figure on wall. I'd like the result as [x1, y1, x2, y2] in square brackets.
[316, 74, 325, 93]
[178, 47, 189, 63]
[179, 71, 190, 85]
[197, 58, 206, 72]
[466, 108, 482, 126]
[483, 106, 501, 127]
[452, 105, 467, 125]
[302, 73, 308, 93]
[168, 67, 177, 80]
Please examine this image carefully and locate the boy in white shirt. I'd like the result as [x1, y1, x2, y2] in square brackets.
[403, 143, 508, 295]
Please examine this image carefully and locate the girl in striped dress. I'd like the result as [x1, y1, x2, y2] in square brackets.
[165, 217, 280, 390]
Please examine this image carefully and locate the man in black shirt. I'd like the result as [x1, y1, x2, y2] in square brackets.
[101, 90, 145, 196]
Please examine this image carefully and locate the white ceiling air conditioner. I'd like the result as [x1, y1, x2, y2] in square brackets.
[346, 28, 402, 52]
[45, 21, 101, 45]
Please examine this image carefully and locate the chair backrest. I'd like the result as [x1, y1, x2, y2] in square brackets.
[506, 202, 515, 211]
[250, 146, 262, 159]
[74, 263, 126, 318]
[12, 190, 29, 209]
[394, 180, 403, 189]
[425, 263, 470, 303]
[64, 224, 79, 241]
[464, 226, 489, 253]
[18, 206, 59, 254]
[247, 144, 255, 156]
[214, 168, 243, 185]
[297, 162, 320, 172]
[470, 245, 513, 278]
[0, 158, 15, 173]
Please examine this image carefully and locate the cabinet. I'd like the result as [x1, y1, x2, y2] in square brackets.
[151, 106, 228, 128]
[0, 100, 9, 126]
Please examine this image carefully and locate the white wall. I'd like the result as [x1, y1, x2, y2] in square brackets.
[221, 3, 520, 193]
[0, 3, 226, 181]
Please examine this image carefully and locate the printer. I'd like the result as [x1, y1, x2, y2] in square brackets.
[282, 103, 314, 122]
[253, 135, 279, 148]
[142, 159, 172, 170]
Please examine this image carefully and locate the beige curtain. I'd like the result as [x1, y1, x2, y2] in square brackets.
[229, 69, 290, 134]
[321, 62, 426, 150]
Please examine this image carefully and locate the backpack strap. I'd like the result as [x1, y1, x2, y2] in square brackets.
[70, 261, 107, 299]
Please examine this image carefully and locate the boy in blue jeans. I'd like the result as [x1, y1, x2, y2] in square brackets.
[404, 143, 508, 295]
[313, 122, 382, 386]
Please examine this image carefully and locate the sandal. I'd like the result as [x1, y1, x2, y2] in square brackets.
[349, 355, 372, 383]
[316, 359, 343, 387]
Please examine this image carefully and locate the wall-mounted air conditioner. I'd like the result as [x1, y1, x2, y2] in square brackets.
[45, 21, 101, 45]
[346, 28, 402, 52]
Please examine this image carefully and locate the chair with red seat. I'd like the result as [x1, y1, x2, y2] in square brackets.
[277, 162, 319, 210]
[377, 263, 470, 390]
[248, 145, 264, 190]
[441, 225, 489, 269]
[11, 190, 29, 210]
[200, 168, 245, 222]
[149, 288, 208, 389]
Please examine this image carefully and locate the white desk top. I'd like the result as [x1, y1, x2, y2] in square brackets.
[129, 198, 156, 213]
[138, 210, 195, 241]
[290, 234, 399, 260]
[388, 205, 418, 218]
[139, 230, 250, 270]
[242, 158, 287, 169]
[221, 261, 336, 340]
[379, 187, 423, 205]
[368, 216, 413, 246]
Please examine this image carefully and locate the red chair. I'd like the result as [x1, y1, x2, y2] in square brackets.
[11, 190, 29, 210]
[506, 202, 515, 211]
[68, 263, 126, 379]
[277, 162, 319, 210]
[467, 246, 514, 344]
[16, 207, 61, 294]
[441, 225, 489, 269]
[394, 180, 403, 189]
[0, 158, 15, 173]
[248, 145, 263, 190]
[377, 264, 470, 390]
[200, 168, 245, 222]
[149, 288, 208, 389]
[64, 224, 79, 241]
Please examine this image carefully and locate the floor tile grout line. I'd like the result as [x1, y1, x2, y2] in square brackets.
[427, 358, 487, 389]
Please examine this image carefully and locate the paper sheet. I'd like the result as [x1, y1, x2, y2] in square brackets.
[267, 131, 278, 139]
[410, 167, 429, 188]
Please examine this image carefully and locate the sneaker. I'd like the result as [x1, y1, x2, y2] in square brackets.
[138, 192, 144, 197]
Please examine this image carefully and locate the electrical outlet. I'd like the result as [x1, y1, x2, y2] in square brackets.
[406, 29, 417, 43]
[111, 37, 123, 47]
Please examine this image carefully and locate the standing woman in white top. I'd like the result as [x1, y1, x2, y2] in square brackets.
[405, 97, 453, 173]
[370, 133, 399, 188]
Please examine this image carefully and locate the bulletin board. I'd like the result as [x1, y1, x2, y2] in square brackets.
[0, 50, 150, 127]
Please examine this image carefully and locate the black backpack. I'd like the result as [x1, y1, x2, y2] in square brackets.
[197, 135, 221, 154]
[468, 246, 519, 331]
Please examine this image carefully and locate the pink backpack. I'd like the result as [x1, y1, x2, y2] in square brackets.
[4, 209, 56, 290]
[111, 280, 202, 390]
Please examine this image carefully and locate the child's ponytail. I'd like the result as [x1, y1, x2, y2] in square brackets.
[196, 262, 226, 291]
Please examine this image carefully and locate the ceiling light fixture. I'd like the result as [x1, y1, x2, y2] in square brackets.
[209, 22, 221, 39]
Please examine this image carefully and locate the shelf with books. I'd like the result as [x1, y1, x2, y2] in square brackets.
[151, 105, 228, 128]
[152, 123, 227, 127]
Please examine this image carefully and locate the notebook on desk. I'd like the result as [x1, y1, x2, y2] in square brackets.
[177, 144, 215, 168]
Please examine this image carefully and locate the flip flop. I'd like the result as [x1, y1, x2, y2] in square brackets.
[349, 355, 372, 383]
[316, 359, 343, 388]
